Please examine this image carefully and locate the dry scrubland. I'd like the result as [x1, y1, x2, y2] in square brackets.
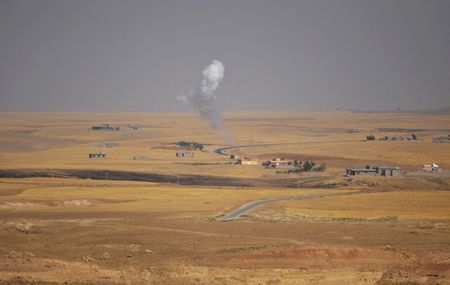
[0, 111, 450, 284]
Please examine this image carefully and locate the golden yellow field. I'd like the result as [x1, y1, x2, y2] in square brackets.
[0, 178, 334, 215]
[255, 191, 450, 221]
[1, 111, 449, 284]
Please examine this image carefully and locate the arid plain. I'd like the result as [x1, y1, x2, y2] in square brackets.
[0, 111, 449, 284]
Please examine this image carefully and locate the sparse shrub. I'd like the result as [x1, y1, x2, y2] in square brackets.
[177, 141, 204, 150]
[193, 143, 204, 150]
[316, 163, 327, 172]
[303, 161, 315, 172]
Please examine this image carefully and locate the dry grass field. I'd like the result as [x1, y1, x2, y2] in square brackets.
[1, 111, 450, 284]
[254, 190, 450, 221]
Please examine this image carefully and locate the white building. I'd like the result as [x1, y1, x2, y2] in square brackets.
[422, 163, 441, 172]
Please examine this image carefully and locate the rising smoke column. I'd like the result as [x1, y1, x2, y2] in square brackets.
[178, 60, 235, 145]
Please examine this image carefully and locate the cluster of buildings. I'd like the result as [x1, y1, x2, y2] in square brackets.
[379, 134, 417, 141]
[367, 134, 418, 141]
[90, 124, 120, 132]
[228, 155, 259, 166]
[366, 133, 450, 143]
[86, 126, 445, 178]
[240, 157, 259, 165]
[346, 163, 444, 176]
[267, 158, 289, 168]
[229, 156, 302, 169]
[128, 124, 142, 130]
[89, 152, 154, 160]
[100, 142, 119, 148]
[346, 165, 401, 177]
[90, 123, 143, 132]
[433, 135, 450, 143]
[89, 151, 106, 159]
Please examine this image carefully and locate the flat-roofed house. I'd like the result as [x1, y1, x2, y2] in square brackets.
[89, 151, 106, 158]
[270, 158, 288, 168]
[176, 151, 194, 158]
[241, 157, 258, 165]
[423, 163, 442, 172]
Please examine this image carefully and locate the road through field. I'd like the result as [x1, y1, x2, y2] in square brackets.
[212, 139, 364, 155]
[217, 189, 384, 221]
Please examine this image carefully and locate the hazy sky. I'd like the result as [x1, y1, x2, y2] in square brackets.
[1, 0, 449, 111]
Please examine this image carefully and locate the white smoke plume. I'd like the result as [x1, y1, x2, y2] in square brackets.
[178, 60, 235, 145]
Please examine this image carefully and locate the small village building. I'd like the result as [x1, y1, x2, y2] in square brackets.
[241, 157, 258, 166]
[133, 156, 151, 160]
[378, 167, 401, 176]
[433, 135, 450, 143]
[128, 124, 141, 130]
[176, 151, 194, 158]
[91, 124, 120, 131]
[100, 142, 119, 148]
[422, 163, 442, 172]
[270, 158, 288, 168]
[89, 151, 106, 158]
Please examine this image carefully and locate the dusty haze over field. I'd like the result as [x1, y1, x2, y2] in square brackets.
[1, 0, 450, 111]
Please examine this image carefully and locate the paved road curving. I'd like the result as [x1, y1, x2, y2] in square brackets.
[216, 190, 379, 221]
[213, 139, 363, 156]
[213, 139, 368, 221]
